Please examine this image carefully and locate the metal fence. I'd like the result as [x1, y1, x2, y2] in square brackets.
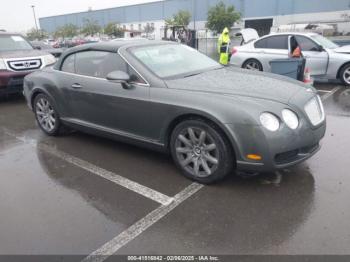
[197, 37, 219, 60]
[197, 35, 243, 60]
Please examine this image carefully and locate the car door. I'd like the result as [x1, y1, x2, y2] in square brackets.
[55, 53, 83, 119]
[254, 35, 289, 71]
[294, 35, 328, 76]
[68, 50, 151, 138]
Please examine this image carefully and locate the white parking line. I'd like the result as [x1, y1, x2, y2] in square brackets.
[3, 129, 205, 260]
[82, 182, 204, 262]
[3, 131, 174, 206]
[321, 86, 341, 101]
[39, 144, 174, 206]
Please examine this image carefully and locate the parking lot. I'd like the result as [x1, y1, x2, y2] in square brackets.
[0, 83, 350, 261]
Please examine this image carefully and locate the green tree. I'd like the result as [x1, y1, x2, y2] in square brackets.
[165, 10, 192, 27]
[104, 22, 124, 38]
[53, 24, 78, 39]
[206, 1, 241, 34]
[53, 28, 64, 39]
[81, 18, 101, 36]
[26, 28, 47, 41]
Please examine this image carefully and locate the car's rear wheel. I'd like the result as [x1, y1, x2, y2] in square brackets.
[170, 119, 234, 184]
[339, 64, 350, 86]
[34, 94, 64, 136]
[243, 59, 263, 71]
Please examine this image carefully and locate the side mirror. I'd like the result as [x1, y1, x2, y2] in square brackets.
[34, 46, 41, 50]
[106, 70, 130, 84]
[318, 45, 325, 52]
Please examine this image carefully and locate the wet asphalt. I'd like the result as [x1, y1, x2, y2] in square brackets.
[0, 83, 350, 258]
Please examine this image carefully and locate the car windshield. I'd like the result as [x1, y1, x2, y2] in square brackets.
[131, 44, 222, 78]
[311, 35, 339, 49]
[0, 35, 33, 51]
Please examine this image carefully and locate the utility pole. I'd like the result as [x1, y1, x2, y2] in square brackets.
[193, 0, 197, 49]
[31, 5, 39, 31]
[193, 0, 196, 31]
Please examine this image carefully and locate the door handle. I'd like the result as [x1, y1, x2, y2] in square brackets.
[71, 83, 82, 89]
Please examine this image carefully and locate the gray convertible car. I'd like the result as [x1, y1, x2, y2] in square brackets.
[23, 41, 326, 184]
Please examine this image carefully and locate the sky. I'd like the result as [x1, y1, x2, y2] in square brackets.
[0, 0, 163, 33]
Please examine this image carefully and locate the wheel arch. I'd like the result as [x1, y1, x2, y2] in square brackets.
[336, 61, 350, 79]
[30, 87, 59, 114]
[164, 113, 237, 163]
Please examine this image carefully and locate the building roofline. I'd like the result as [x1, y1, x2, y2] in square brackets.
[39, 0, 165, 20]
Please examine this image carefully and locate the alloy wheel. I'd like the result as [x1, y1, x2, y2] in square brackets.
[245, 61, 261, 71]
[36, 97, 57, 132]
[175, 127, 219, 178]
[343, 67, 350, 85]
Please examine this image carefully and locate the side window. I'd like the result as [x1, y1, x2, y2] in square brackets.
[254, 38, 268, 49]
[267, 36, 288, 49]
[61, 54, 75, 73]
[67, 50, 146, 84]
[75, 51, 110, 78]
[127, 65, 146, 84]
[295, 36, 319, 51]
[102, 53, 146, 84]
[255, 36, 288, 49]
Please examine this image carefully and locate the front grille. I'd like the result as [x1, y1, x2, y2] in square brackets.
[8, 76, 24, 86]
[7, 59, 42, 71]
[304, 95, 325, 126]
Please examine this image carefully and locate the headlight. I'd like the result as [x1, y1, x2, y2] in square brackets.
[282, 109, 299, 130]
[0, 59, 6, 70]
[42, 54, 56, 66]
[260, 112, 280, 132]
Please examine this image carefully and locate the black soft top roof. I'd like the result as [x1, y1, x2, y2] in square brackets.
[54, 40, 170, 69]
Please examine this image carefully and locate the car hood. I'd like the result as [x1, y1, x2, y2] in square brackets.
[333, 45, 350, 54]
[165, 67, 310, 104]
[0, 50, 49, 59]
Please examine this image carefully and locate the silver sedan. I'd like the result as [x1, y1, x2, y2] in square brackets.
[230, 30, 350, 85]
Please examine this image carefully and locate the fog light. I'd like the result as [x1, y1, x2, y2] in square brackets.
[247, 154, 262, 161]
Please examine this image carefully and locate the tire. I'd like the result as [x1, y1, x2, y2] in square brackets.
[339, 64, 350, 86]
[170, 119, 234, 184]
[242, 59, 263, 71]
[33, 93, 65, 136]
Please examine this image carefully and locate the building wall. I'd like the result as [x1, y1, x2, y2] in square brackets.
[39, 0, 350, 34]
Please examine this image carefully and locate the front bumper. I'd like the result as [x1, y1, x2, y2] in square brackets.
[226, 119, 326, 173]
[0, 70, 30, 95]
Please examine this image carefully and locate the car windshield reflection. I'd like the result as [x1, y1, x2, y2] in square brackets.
[131, 44, 222, 79]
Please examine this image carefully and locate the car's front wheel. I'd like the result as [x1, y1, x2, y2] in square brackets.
[339, 64, 350, 86]
[170, 119, 234, 184]
[34, 93, 64, 136]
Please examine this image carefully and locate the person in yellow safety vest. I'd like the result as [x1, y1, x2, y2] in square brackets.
[218, 27, 231, 65]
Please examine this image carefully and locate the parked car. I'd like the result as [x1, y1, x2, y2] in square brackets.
[31, 41, 64, 58]
[0, 32, 56, 96]
[23, 41, 326, 184]
[43, 39, 57, 47]
[231, 29, 350, 86]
